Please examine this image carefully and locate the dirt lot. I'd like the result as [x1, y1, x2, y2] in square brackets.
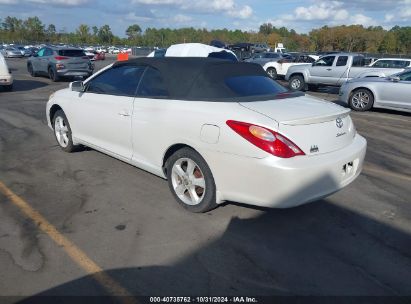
[0, 56, 410, 299]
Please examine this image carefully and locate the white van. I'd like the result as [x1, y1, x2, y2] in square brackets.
[0, 53, 13, 91]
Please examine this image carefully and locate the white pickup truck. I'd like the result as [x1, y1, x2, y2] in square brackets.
[285, 53, 406, 91]
[263, 54, 319, 79]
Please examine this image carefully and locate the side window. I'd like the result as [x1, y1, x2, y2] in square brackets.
[314, 56, 335, 67]
[37, 48, 45, 57]
[44, 48, 53, 56]
[352, 56, 365, 67]
[137, 67, 169, 98]
[86, 65, 145, 96]
[336, 56, 348, 66]
[399, 71, 411, 81]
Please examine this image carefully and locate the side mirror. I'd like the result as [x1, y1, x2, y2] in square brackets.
[70, 81, 85, 92]
[390, 76, 400, 82]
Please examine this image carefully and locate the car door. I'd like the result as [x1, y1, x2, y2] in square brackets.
[131, 66, 172, 170]
[39, 47, 53, 73]
[31, 47, 45, 72]
[309, 55, 336, 84]
[70, 64, 145, 160]
[378, 71, 411, 110]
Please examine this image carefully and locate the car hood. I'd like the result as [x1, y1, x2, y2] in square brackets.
[239, 95, 349, 124]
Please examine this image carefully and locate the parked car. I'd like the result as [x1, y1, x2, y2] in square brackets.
[16, 46, 31, 57]
[147, 43, 238, 61]
[27, 47, 93, 81]
[369, 58, 411, 68]
[244, 52, 283, 65]
[339, 69, 411, 113]
[286, 53, 408, 91]
[2, 47, 23, 58]
[263, 54, 319, 80]
[251, 43, 271, 53]
[0, 53, 13, 91]
[229, 42, 254, 52]
[46, 57, 366, 212]
[93, 51, 105, 61]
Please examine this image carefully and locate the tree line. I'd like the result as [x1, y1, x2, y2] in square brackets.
[1, 15, 411, 55]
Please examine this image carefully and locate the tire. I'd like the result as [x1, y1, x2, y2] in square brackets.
[48, 67, 59, 82]
[166, 147, 217, 213]
[52, 110, 77, 153]
[3, 84, 13, 92]
[349, 88, 374, 111]
[27, 63, 37, 77]
[289, 75, 306, 91]
[266, 67, 278, 80]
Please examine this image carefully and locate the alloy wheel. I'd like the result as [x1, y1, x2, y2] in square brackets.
[54, 116, 69, 148]
[171, 158, 206, 206]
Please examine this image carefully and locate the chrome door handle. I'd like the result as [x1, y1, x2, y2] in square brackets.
[326, 68, 332, 71]
[118, 111, 130, 117]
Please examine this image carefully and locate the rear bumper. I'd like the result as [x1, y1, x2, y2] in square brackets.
[0, 75, 13, 85]
[56, 69, 92, 77]
[205, 134, 366, 208]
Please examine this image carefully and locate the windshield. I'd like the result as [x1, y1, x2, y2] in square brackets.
[225, 75, 287, 97]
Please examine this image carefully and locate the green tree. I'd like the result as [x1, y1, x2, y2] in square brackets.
[126, 24, 142, 40]
[98, 24, 113, 44]
[76, 24, 90, 43]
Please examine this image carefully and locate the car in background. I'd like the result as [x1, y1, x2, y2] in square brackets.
[93, 51, 105, 60]
[251, 43, 271, 53]
[369, 58, 411, 69]
[46, 57, 366, 213]
[2, 47, 23, 58]
[147, 43, 238, 62]
[229, 42, 254, 52]
[0, 53, 13, 91]
[16, 46, 31, 57]
[27, 47, 93, 81]
[244, 52, 283, 65]
[339, 69, 411, 113]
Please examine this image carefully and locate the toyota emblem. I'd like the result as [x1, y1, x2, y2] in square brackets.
[336, 117, 343, 128]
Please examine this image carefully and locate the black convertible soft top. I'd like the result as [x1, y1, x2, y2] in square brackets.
[113, 57, 299, 101]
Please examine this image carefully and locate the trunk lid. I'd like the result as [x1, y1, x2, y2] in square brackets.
[58, 49, 90, 69]
[240, 95, 355, 155]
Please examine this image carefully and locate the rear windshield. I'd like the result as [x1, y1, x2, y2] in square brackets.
[58, 49, 86, 57]
[225, 75, 287, 97]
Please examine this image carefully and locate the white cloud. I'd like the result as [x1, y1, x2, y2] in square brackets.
[173, 14, 192, 23]
[131, 0, 253, 19]
[0, 0, 90, 6]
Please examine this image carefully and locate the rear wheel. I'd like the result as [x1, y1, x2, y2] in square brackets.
[27, 63, 37, 77]
[349, 88, 374, 111]
[289, 75, 305, 91]
[166, 148, 217, 213]
[48, 67, 59, 82]
[266, 67, 278, 80]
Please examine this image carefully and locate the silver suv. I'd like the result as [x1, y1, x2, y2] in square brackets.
[27, 47, 93, 81]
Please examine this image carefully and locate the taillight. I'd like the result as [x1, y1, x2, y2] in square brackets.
[54, 56, 69, 60]
[226, 120, 305, 158]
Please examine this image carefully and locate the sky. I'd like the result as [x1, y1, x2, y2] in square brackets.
[0, 0, 410, 37]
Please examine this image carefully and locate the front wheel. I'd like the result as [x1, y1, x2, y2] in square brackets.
[266, 67, 278, 80]
[349, 89, 374, 111]
[3, 84, 13, 92]
[166, 148, 217, 213]
[53, 110, 77, 152]
[289, 75, 306, 91]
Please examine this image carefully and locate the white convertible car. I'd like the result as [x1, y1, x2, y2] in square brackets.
[46, 57, 366, 212]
